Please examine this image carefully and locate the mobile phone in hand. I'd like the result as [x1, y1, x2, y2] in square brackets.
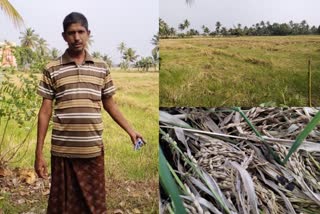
[134, 138, 144, 151]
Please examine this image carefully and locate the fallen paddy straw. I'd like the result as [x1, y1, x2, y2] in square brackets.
[160, 107, 320, 213]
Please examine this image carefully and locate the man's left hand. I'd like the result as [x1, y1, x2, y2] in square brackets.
[129, 131, 144, 146]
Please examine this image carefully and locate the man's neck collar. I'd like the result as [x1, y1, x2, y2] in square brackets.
[61, 49, 94, 65]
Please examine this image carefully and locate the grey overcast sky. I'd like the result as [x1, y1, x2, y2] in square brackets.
[161, 0, 320, 30]
[0, 0, 158, 63]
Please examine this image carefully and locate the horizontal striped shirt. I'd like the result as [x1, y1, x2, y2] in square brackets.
[37, 49, 116, 158]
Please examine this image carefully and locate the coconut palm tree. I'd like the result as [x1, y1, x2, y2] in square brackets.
[102, 54, 112, 68]
[151, 34, 159, 46]
[183, 19, 190, 30]
[36, 38, 49, 57]
[117, 42, 127, 55]
[202, 25, 210, 36]
[123, 48, 138, 64]
[178, 23, 185, 32]
[50, 48, 59, 60]
[151, 34, 159, 61]
[151, 48, 159, 70]
[185, 0, 194, 5]
[92, 51, 102, 59]
[215, 21, 221, 35]
[19, 28, 39, 49]
[0, 0, 24, 28]
[169, 27, 176, 37]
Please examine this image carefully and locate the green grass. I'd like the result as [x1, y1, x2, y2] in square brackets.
[103, 72, 159, 180]
[0, 70, 158, 212]
[160, 35, 320, 106]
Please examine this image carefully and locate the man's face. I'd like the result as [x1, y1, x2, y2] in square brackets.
[62, 23, 90, 53]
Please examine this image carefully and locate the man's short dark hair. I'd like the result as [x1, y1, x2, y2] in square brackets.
[63, 12, 88, 32]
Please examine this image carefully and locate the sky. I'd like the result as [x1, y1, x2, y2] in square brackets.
[0, 0, 158, 63]
[161, 0, 320, 31]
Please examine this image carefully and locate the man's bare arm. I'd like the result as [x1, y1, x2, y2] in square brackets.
[102, 96, 143, 145]
[35, 98, 53, 178]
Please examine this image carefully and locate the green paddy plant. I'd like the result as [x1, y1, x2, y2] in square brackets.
[283, 110, 320, 165]
[159, 148, 187, 214]
[233, 107, 282, 164]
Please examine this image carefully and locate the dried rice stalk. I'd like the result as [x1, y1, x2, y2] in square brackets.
[160, 107, 320, 213]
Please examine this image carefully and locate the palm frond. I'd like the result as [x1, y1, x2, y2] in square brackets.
[0, 0, 24, 28]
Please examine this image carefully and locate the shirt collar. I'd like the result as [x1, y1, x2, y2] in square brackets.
[60, 49, 94, 65]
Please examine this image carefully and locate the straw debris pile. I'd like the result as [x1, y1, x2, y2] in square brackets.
[160, 107, 320, 214]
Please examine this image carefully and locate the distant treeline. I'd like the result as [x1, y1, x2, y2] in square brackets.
[160, 18, 320, 38]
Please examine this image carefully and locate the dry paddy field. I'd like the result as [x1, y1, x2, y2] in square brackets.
[160, 36, 320, 106]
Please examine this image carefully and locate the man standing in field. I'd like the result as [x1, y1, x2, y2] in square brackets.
[34, 12, 143, 213]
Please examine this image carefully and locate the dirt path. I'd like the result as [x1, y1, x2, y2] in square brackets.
[0, 167, 158, 214]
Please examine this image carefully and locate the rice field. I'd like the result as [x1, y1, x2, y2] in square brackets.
[160, 36, 320, 106]
[160, 107, 320, 213]
[0, 70, 159, 213]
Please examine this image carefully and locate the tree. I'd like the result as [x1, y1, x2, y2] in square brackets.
[12, 46, 36, 68]
[151, 34, 159, 70]
[151, 34, 159, 46]
[117, 42, 126, 55]
[310, 25, 317, 34]
[0, 0, 24, 28]
[36, 38, 49, 57]
[19, 28, 39, 49]
[151, 48, 159, 70]
[178, 23, 185, 32]
[202, 25, 210, 36]
[50, 48, 59, 60]
[178, 19, 190, 34]
[259, 21, 266, 35]
[92, 51, 102, 59]
[215, 21, 221, 35]
[119, 61, 129, 70]
[183, 19, 190, 30]
[123, 48, 138, 63]
[102, 54, 112, 68]
[159, 18, 172, 38]
[135, 57, 153, 72]
[169, 27, 176, 37]
[187, 29, 199, 36]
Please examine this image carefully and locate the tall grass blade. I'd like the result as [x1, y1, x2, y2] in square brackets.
[283, 110, 320, 165]
[233, 107, 261, 137]
[167, 161, 187, 192]
[233, 107, 282, 164]
[159, 148, 187, 214]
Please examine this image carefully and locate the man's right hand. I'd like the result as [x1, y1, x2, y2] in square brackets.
[35, 154, 48, 179]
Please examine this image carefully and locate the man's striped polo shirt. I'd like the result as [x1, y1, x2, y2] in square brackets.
[37, 50, 116, 158]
